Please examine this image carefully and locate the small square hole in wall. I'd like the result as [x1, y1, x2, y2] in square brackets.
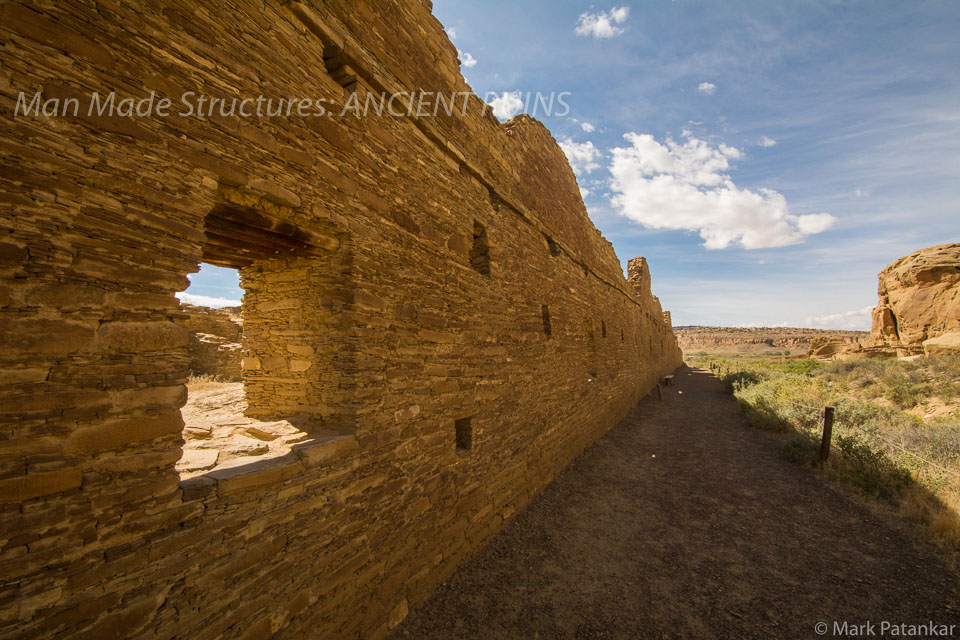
[541, 304, 552, 336]
[455, 417, 473, 452]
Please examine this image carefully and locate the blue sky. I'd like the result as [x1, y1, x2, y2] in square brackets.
[183, 1, 960, 329]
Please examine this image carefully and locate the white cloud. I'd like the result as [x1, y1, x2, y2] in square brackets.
[459, 51, 477, 68]
[697, 82, 717, 95]
[608, 132, 837, 249]
[559, 138, 602, 175]
[579, 186, 591, 199]
[581, 122, 596, 132]
[805, 306, 874, 331]
[758, 136, 777, 147]
[486, 92, 524, 121]
[574, 6, 630, 38]
[445, 27, 457, 41]
[177, 292, 241, 308]
[855, 188, 870, 198]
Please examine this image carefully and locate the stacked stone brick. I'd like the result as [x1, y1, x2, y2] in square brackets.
[0, 1, 682, 638]
[181, 304, 242, 381]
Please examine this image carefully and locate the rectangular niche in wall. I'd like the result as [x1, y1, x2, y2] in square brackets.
[455, 417, 473, 452]
[469, 221, 491, 275]
[542, 304, 552, 337]
[544, 233, 560, 257]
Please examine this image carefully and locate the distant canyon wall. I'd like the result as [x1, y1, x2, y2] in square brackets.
[676, 327, 868, 356]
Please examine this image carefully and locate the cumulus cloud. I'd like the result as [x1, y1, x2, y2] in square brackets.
[459, 51, 477, 68]
[559, 138, 602, 175]
[574, 6, 630, 38]
[445, 27, 457, 41]
[486, 92, 524, 121]
[581, 122, 596, 132]
[697, 82, 717, 95]
[608, 132, 837, 249]
[177, 292, 241, 308]
[855, 188, 870, 198]
[805, 306, 874, 330]
[758, 136, 777, 147]
[579, 186, 591, 199]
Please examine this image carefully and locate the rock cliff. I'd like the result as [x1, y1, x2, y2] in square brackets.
[676, 326, 867, 356]
[869, 243, 960, 356]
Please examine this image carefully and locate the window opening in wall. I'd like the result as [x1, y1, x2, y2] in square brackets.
[621, 328, 624, 343]
[542, 304, 552, 336]
[175, 201, 343, 480]
[544, 233, 560, 257]
[470, 220, 491, 275]
[455, 417, 473, 452]
[601, 320, 607, 338]
[177, 262, 287, 478]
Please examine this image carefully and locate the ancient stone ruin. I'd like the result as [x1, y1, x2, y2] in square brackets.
[0, 2, 681, 638]
[181, 304, 243, 381]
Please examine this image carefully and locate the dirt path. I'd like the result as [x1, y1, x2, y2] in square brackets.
[392, 367, 960, 639]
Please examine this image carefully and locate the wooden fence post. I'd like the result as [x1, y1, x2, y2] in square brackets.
[817, 406, 835, 465]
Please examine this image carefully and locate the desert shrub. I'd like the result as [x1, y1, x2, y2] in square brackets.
[736, 395, 794, 433]
[831, 434, 913, 500]
[781, 431, 819, 465]
[782, 358, 822, 376]
[187, 373, 225, 389]
[721, 369, 763, 392]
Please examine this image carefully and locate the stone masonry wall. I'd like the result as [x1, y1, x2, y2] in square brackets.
[181, 304, 242, 381]
[0, 2, 682, 638]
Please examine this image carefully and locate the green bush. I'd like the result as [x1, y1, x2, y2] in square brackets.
[833, 434, 913, 500]
[721, 370, 763, 392]
[781, 431, 819, 465]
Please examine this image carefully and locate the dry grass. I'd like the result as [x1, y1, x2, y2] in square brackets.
[186, 373, 226, 390]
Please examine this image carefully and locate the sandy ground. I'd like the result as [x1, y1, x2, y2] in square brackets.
[177, 381, 310, 478]
[392, 367, 960, 639]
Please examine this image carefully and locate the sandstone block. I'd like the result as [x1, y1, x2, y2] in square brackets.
[176, 449, 219, 473]
[114, 385, 186, 411]
[297, 435, 359, 467]
[289, 359, 313, 372]
[26, 283, 105, 308]
[248, 178, 301, 208]
[0, 318, 95, 356]
[0, 368, 49, 385]
[64, 413, 183, 456]
[0, 467, 82, 503]
[923, 332, 960, 357]
[98, 321, 189, 353]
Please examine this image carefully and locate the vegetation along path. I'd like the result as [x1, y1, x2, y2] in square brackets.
[392, 367, 960, 639]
